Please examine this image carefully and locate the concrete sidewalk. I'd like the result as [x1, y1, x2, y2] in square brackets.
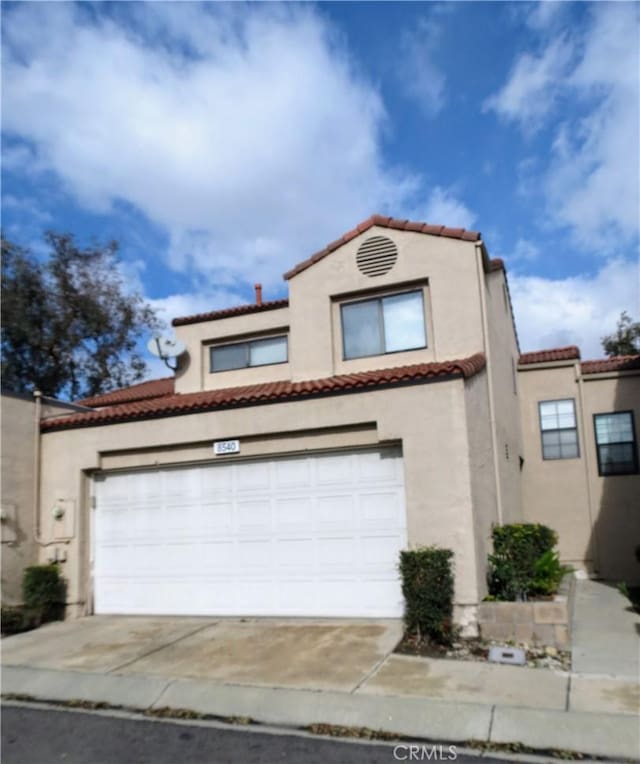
[2, 580, 639, 760]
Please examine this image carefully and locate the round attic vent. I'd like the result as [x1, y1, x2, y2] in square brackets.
[356, 235, 398, 277]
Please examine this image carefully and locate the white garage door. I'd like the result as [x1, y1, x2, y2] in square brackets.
[93, 447, 407, 617]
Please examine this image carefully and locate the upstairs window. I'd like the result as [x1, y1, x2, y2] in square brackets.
[341, 290, 426, 360]
[594, 412, 638, 476]
[539, 399, 579, 460]
[210, 336, 287, 372]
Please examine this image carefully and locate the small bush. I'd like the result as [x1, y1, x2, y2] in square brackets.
[532, 549, 571, 596]
[1, 605, 27, 635]
[488, 523, 568, 601]
[22, 564, 66, 625]
[399, 546, 455, 646]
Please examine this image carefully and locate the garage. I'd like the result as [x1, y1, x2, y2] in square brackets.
[93, 447, 408, 617]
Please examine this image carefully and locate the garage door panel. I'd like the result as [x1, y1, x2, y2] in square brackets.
[94, 448, 407, 617]
[356, 449, 401, 482]
[234, 461, 270, 491]
[359, 491, 404, 525]
[274, 457, 311, 488]
[276, 537, 314, 566]
[316, 494, 355, 527]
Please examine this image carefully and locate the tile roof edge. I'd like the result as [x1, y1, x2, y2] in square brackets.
[283, 215, 482, 281]
[518, 346, 581, 365]
[42, 353, 486, 432]
[76, 376, 175, 407]
[172, 299, 289, 327]
[581, 355, 640, 373]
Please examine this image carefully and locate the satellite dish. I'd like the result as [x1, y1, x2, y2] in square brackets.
[147, 335, 187, 371]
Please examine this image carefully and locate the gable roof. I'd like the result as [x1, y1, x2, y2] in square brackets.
[283, 214, 492, 280]
[518, 346, 581, 365]
[172, 298, 289, 328]
[581, 355, 640, 374]
[77, 377, 175, 407]
[43, 353, 486, 432]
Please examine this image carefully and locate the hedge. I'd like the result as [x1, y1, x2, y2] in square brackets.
[487, 523, 569, 600]
[399, 546, 455, 645]
[22, 564, 67, 625]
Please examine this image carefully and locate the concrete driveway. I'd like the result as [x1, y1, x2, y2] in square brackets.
[1, 616, 403, 692]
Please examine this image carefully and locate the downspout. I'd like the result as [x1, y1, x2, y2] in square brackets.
[475, 243, 504, 525]
[33, 390, 55, 548]
[575, 362, 599, 575]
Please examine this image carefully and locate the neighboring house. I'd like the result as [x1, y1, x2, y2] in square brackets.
[22, 215, 640, 629]
[0, 390, 88, 605]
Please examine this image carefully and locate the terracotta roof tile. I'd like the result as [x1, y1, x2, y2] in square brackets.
[172, 298, 289, 328]
[43, 353, 486, 432]
[76, 377, 175, 407]
[518, 346, 581, 365]
[283, 214, 482, 280]
[581, 355, 640, 374]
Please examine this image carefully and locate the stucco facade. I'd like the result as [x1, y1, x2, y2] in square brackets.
[519, 356, 640, 583]
[1, 391, 84, 604]
[13, 215, 639, 625]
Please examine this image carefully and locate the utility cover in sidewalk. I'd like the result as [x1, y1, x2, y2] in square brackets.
[488, 646, 526, 665]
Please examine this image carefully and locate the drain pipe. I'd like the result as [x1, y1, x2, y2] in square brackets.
[575, 362, 599, 575]
[475, 243, 504, 525]
[33, 390, 55, 548]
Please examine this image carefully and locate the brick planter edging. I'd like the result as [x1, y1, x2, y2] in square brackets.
[478, 575, 574, 649]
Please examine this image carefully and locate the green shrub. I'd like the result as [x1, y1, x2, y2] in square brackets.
[399, 546, 455, 645]
[488, 523, 566, 601]
[22, 564, 66, 625]
[1, 605, 27, 635]
[532, 549, 571, 596]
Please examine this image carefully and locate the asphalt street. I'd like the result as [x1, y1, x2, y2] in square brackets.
[1, 703, 507, 764]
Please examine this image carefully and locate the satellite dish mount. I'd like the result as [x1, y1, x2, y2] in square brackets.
[147, 335, 187, 371]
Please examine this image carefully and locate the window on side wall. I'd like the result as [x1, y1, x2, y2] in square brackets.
[210, 336, 287, 372]
[539, 399, 579, 460]
[593, 411, 638, 476]
[341, 290, 426, 360]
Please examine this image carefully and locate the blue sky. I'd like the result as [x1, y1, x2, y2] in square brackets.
[2, 1, 638, 373]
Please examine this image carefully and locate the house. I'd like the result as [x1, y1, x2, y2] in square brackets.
[11, 216, 640, 630]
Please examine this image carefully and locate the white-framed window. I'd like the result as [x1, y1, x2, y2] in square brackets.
[538, 399, 579, 460]
[593, 411, 638, 476]
[340, 290, 427, 360]
[210, 335, 287, 372]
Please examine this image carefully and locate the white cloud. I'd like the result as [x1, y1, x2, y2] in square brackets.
[509, 258, 640, 358]
[148, 289, 246, 326]
[483, 37, 573, 129]
[524, 1, 568, 31]
[1, 3, 418, 289]
[485, 4, 640, 250]
[422, 186, 477, 230]
[511, 238, 541, 264]
[397, 16, 446, 117]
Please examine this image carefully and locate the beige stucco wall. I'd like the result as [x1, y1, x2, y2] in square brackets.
[174, 306, 290, 394]
[518, 363, 593, 571]
[287, 228, 485, 381]
[463, 370, 499, 602]
[483, 268, 523, 525]
[580, 372, 640, 583]
[1, 393, 37, 604]
[38, 376, 485, 618]
[1, 393, 78, 604]
[519, 363, 640, 583]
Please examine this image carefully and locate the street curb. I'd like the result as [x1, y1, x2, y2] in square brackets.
[2, 666, 169, 709]
[3, 666, 639, 760]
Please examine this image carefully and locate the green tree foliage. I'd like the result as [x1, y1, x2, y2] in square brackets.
[1, 232, 161, 400]
[601, 311, 640, 357]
